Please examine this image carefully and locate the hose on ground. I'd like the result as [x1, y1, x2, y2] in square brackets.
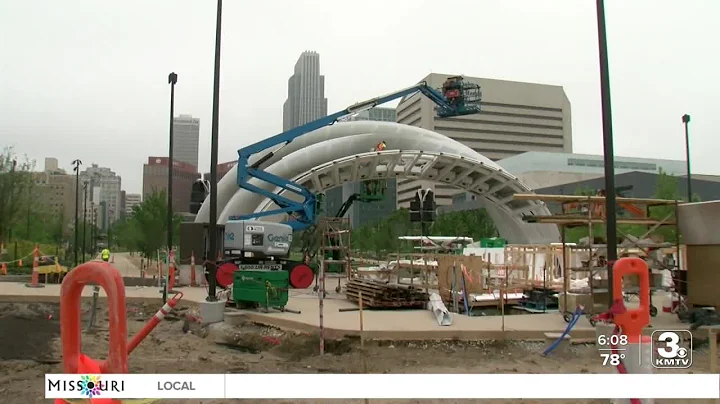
[542, 306, 584, 356]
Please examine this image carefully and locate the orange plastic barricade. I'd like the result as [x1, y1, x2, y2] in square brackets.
[612, 257, 650, 341]
[60, 261, 129, 374]
[26, 244, 44, 288]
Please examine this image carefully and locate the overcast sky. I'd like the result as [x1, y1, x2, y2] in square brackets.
[1, 0, 718, 194]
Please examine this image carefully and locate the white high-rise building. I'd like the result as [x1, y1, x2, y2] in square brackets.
[282, 51, 328, 131]
[124, 193, 142, 216]
[173, 114, 200, 170]
[80, 164, 122, 228]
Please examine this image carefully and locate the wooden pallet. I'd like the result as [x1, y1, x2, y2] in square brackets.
[345, 278, 428, 308]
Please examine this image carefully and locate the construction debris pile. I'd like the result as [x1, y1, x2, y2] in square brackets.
[345, 278, 429, 309]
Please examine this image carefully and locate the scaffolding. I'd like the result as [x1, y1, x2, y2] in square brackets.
[514, 193, 682, 323]
[314, 217, 352, 295]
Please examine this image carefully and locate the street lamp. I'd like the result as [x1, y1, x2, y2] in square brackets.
[7, 159, 17, 243]
[596, 0, 618, 307]
[682, 114, 692, 202]
[107, 209, 114, 249]
[167, 72, 178, 269]
[92, 209, 98, 254]
[82, 181, 88, 261]
[206, 0, 223, 302]
[72, 159, 83, 267]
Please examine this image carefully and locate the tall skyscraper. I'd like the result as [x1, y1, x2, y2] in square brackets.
[173, 114, 200, 169]
[282, 51, 328, 131]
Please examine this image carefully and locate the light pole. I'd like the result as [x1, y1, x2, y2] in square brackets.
[25, 186, 31, 239]
[72, 159, 83, 267]
[7, 159, 16, 244]
[596, 0, 618, 307]
[92, 209, 98, 254]
[167, 72, 178, 267]
[206, 0, 223, 302]
[682, 114, 692, 202]
[82, 181, 88, 261]
[107, 209, 114, 249]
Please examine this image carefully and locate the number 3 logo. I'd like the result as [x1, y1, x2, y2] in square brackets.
[657, 332, 680, 358]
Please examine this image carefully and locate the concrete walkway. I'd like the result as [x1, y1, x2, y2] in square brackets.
[0, 275, 690, 341]
[109, 252, 144, 278]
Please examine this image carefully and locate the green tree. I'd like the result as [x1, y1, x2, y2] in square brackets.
[113, 190, 182, 258]
[0, 147, 35, 242]
[429, 208, 497, 241]
[342, 208, 496, 258]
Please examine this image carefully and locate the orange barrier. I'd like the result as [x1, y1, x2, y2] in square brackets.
[1, 263, 6, 275]
[127, 292, 183, 355]
[167, 250, 176, 292]
[612, 257, 650, 341]
[25, 244, 44, 288]
[60, 261, 129, 375]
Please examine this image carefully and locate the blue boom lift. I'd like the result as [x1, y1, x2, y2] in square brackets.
[216, 77, 481, 290]
[232, 76, 482, 231]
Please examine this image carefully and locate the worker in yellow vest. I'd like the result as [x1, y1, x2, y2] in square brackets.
[101, 248, 110, 262]
[364, 141, 388, 195]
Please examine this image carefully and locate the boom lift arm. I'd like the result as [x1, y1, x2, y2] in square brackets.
[234, 78, 482, 231]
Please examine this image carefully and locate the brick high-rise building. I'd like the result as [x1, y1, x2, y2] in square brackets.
[202, 160, 237, 183]
[142, 157, 199, 214]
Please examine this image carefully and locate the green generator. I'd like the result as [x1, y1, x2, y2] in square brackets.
[233, 270, 289, 310]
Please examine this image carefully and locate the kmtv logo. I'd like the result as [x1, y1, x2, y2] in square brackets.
[651, 330, 692, 369]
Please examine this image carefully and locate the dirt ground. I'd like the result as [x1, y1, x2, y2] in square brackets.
[0, 301, 714, 404]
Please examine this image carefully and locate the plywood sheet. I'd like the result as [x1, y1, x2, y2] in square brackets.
[686, 245, 720, 309]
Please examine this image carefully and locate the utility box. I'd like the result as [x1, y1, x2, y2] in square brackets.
[233, 270, 289, 310]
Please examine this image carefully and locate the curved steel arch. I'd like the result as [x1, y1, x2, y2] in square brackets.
[195, 122, 559, 244]
[195, 121, 496, 222]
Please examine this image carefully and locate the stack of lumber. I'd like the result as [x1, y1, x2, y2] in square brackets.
[345, 278, 429, 308]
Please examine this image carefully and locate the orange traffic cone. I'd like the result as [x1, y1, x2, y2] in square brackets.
[1, 263, 7, 275]
[167, 251, 176, 292]
[51, 354, 117, 404]
[25, 244, 45, 288]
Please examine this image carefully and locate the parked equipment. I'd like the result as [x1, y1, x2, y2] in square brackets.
[233, 269, 290, 311]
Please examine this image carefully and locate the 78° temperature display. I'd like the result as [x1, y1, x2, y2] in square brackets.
[597, 334, 628, 366]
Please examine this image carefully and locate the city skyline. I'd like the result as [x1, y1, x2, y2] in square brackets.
[2, 1, 718, 194]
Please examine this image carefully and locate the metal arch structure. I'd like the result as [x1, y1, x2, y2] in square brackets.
[195, 121, 560, 244]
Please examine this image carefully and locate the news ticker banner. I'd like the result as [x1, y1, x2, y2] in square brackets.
[46, 374, 720, 400]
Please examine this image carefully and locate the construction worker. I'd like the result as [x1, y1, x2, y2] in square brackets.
[365, 141, 387, 195]
[101, 248, 110, 262]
